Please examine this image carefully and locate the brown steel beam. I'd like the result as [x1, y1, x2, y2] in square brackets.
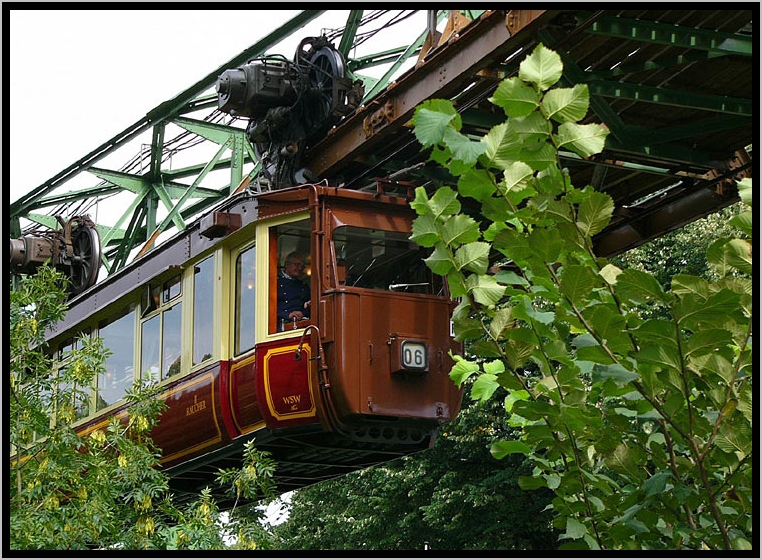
[304, 9, 559, 179]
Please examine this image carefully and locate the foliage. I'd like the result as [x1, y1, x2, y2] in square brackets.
[271, 395, 557, 550]
[409, 43, 753, 551]
[610, 202, 748, 320]
[9, 266, 277, 550]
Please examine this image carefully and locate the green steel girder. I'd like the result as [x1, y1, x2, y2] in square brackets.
[26, 184, 124, 208]
[538, 26, 748, 168]
[587, 79, 753, 116]
[89, 168, 191, 198]
[149, 124, 166, 179]
[337, 10, 364, 59]
[580, 13, 754, 56]
[173, 117, 244, 146]
[625, 115, 751, 146]
[583, 50, 732, 79]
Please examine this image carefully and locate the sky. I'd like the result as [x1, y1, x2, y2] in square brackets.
[8, 9, 421, 206]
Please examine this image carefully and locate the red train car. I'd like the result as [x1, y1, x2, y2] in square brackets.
[38, 182, 463, 502]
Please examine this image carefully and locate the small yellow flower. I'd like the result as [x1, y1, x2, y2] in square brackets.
[90, 429, 106, 445]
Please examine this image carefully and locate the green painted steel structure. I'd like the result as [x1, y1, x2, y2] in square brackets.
[9, 9, 754, 283]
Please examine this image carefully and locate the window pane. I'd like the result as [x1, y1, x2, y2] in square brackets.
[98, 310, 135, 411]
[141, 314, 160, 383]
[271, 219, 311, 333]
[163, 273, 182, 303]
[193, 257, 214, 365]
[236, 246, 256, 355]
[333, 226, 442, 294]
[163, 303, 182, 378]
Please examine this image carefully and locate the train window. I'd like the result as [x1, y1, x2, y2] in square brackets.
[143, 273, 182, 316]
[97, 309, 135, 411]
[140, 276, 183, 382]
[162, 273, 182, 303]
[163, 304, 182, 377]
[235, 245, 256, 355]
[141, 315, 161, 382]
[332, 226, 443, 295]
[193, 256, 214, 365]
[54, 333, 91, 423]
[269, 219, 311, 333]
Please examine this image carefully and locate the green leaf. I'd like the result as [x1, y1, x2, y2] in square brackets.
[504, 339, 534, 371]
[605, 443, 643, 479]
[514, 295, 555, 324]
[598, 263, 622, 286]
[440, 213, 481, 246]
[518, 142, 558, 172]
[452, 316, 485, 342]
[454, 242, 491, 274]
[410, 214, 440, 247]
[642, 471, 671, 497]
[504, 389, 530, 413]
[560, 517, 587, 540]
[490, 439, 532, 459]
[559, 264, 598, 306]
[494, 269, 529, 287]
[706, 238, 741, 276]
[470, 339, 503, 357]
[737, 177, 752, 206]
[631, 319, 677, 348]
[728, 210, 752, 237]
[671, 274, 710, 299]
[715, 420, 752, 458]
[542, 84, 590, 123]
[689, 352, 736, 385]
[481, 122, 524, 170]
[592, 363, 639, 386]
[471, 373, 500, 401]
[488, 77, 541, 117]
[636, 345, 682, 374]
[512, 111, 552, 147]
[457, 167, 497, 202]
[489, 307, 515, 339]
[412, 106, 458, 148]
[528, 227, 565, 263]
[674, 288, 740, 329]
[518, 475, 546, 490]
[446, 270, 468, 298]
[410, 185, 431, 215]
[443, 127, 486, 165]
[582, 304, 631, 354]
[684, 329, 734, 358]
[575, 190, 614, 236]
[500, 161, 535, 195]
[424, 244, 454, 275]
[428, 186, 461, 219]
[555, 122, 609, 158]
[616, 268, 669, 305]
[519, 43, 563, 91]
[448, 355, 480, 385]
[466, 274, 506, 307]
[722, 239, 752, 275]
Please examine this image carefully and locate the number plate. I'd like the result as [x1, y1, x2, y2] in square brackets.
[400, 340, 428, 371]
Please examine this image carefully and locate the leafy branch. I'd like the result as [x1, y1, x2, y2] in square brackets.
[410, 44, 752, 551]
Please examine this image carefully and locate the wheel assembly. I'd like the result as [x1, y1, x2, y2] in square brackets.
[215, 35, 364, 189]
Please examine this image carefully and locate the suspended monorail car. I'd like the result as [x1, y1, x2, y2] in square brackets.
[37, 181, 463, 501]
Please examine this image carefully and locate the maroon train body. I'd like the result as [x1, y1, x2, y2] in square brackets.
[41, 182, 462, 503]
